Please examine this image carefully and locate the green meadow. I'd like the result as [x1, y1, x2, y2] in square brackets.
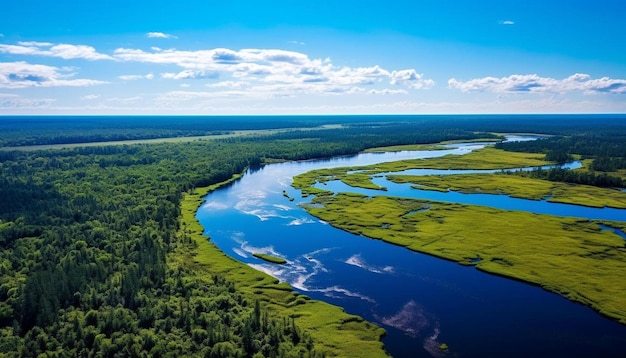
[387, 173, 626, 208]
[304, 193, 626, 324]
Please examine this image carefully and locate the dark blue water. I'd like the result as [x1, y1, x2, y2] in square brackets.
[196, 141, 626, 357]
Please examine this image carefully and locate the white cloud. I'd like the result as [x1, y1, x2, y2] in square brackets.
[118, 73, 154, 81]
[80, 94, 100, 100]
[390, 69, 435, 89]
[18, 41, 54, 47]
[0, 42, 113, 60]
[448, 73, 626, 94]
[289, 40, 306, 46]
[146, 32, 178, 39]
[0, 61, 108, 88]
[368, 89, 408, 95]
[113, 46, 434, 96]
[207, 80, 249, 88]
[0, 93, 55, 109]
[500, 20, 515, 25]
[107, 96, 142, 102]
[161, 70, 218, 80]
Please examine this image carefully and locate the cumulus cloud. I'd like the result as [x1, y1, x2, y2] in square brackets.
[146, 32, 178, 39]
[448, 73, 626, 94]
[118, 73, 154, 80]
[207, 80, 249, 89]
[289, 40, 306, 46]
[0, 41, 113, 60]
[161, 70, 218, 80]
[113, 46, 434, 96]
[369, 89, 408, 95]
[500, 20, 515, 25]
[0, 61, 108, 88]
[390, 69, 435, 89]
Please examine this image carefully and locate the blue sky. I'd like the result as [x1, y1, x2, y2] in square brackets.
[1, 0, 625, 114]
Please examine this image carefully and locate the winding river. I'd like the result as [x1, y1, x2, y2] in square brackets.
[196, 140, 626, 357]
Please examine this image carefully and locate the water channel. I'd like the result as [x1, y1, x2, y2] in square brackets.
[196, 140, 626, 357]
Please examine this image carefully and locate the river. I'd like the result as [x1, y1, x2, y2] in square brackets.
[196, 140, 626, 357]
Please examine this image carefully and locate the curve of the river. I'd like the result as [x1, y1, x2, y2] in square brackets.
[196, 141, 626, 358]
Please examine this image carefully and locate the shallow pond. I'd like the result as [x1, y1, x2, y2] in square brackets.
[196, 142, 626, 357]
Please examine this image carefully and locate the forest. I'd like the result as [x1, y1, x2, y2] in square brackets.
[0, 115, 625, 356]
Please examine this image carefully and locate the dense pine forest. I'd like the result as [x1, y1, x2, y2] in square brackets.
[0, 115, 625, 356]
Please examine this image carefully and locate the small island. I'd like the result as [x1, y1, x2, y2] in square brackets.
[253, 253, 288, 264]
[282, 190, 295, 201]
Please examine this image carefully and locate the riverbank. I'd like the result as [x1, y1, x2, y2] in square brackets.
[176, 175, 388, 357]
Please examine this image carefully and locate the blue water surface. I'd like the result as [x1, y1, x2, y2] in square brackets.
[196, 141, 626, 358]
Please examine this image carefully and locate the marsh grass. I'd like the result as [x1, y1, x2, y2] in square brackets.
[387, 173, 626, 208]
[294, 146, 626, 324]
[366, 147, 550, 171]
[293, 147, 551, 195]
[175, 176, 387, 357]
[253, 253, 288, 264]
[305, 193, 626, 324]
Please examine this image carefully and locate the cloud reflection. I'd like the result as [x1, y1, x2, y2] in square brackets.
[202, 200, 229, 210]
[377, 300, 447, 357]
[245, 247, 373, 303]
[287, 217, 316, 226]
[345, 254, 394, 274]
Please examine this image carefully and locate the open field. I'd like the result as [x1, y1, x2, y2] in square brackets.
[176, 176, 388, 358]
[303, 193, 626, 324]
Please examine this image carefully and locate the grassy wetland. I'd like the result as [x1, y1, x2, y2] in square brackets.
[252, 253, 288, 264]
[386, 173, 626, 208]
[292, 147, 552, 196]
[294, 144, 626, 324]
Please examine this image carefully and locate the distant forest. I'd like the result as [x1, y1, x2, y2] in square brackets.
[0, 115, 624, 356]
[1, 114, 624, 147]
